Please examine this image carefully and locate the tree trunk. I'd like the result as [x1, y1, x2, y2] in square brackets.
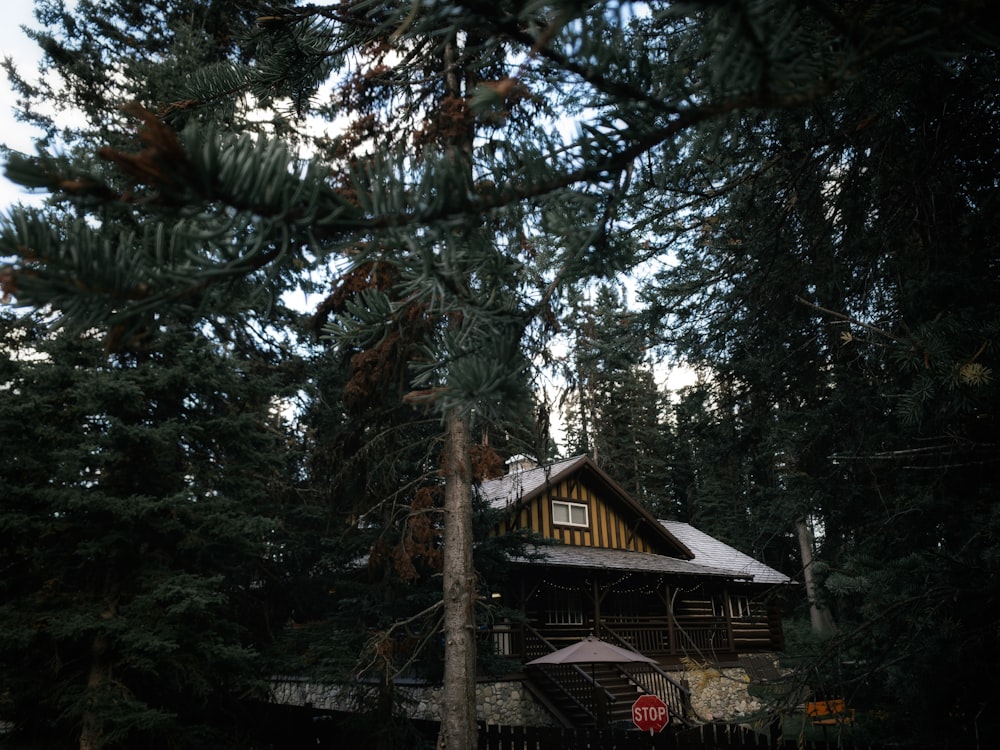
[437, 408, 477, 749]
[80, 631, 110, 750]
[796, 517, 836, 637]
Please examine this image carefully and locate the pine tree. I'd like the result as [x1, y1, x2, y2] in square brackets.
[560, 283, 670, 511]
[2, 6, 312, 747]
[0, 310, 298, 748]
[285, 272, 458, 749]
[636, 3, 1000, 743]
[6, 5, 551, 747]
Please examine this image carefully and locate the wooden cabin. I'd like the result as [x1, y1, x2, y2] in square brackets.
[479, 455, 793, 727]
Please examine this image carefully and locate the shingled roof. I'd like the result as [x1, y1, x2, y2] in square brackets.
[661, 521, 793, 585]
[509, 544, 747, 579]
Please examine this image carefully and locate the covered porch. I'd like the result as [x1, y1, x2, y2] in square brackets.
[489, 548, 783, 669]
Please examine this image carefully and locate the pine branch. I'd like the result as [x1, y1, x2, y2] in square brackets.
[357, 599, 445, 679]
[794, 295, 906, 343]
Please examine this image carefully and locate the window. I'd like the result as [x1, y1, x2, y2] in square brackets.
[712, 593, 755, 619]
[552, 500, 589, 527]
[546, 590, 584, 625]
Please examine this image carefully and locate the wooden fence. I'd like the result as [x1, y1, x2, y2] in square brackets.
[253, 703, 880, 750]
[479, 722, 880, 750]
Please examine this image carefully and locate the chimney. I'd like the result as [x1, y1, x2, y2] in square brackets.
[505, 454, 537, 474]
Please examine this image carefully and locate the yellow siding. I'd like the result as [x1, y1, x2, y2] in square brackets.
[495, 477, 659, 552]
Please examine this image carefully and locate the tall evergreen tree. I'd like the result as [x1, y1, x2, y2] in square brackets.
[5, 4, 552, 747]
[1, 4, 315, 747]
[0, 310, 298, 748]
[560, 283, 670, 511]
[638, 4, 1000, 744]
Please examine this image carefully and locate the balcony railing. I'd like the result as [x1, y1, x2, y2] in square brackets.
[491, 613, 776, 664]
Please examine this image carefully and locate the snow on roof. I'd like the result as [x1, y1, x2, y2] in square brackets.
[510, 544, 742, 578]
[478, 454, 587, 510]
[660, 520, 793, 585]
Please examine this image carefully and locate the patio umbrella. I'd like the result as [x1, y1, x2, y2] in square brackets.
[527, 635, 657, 727]
[526, 635, 657, 666]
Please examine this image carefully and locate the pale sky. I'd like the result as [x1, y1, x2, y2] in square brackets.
[0, 0, 45, 210]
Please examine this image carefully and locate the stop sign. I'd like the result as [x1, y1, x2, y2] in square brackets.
[631, 694, 670, 734]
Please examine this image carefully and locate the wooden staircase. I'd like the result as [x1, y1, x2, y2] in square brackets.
[525, 662, 690, 729]
[521, 626, 691, 729]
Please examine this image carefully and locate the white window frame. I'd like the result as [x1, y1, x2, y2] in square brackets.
[551, 500, 589, 527]
[713, 593, 754, 619]
[731, 594, 754, 619]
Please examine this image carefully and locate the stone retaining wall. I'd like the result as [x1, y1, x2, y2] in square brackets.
[271, 678, 554, 726]
[669, 664, 762, 722]
[274, 656, 773, 727]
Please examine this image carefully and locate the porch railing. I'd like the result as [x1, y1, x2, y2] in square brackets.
[600, 614, 731, 656]
[491, 613, 776, 664]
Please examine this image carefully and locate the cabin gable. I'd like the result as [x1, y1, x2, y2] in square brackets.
[513, 476, 662, 553]
[487, 457, 691, 558]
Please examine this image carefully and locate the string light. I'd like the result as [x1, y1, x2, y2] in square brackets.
[537, 578, 583, 592]
[534, 576, 710, 596]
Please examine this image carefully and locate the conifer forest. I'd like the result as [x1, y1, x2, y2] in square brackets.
[1, 1, 998, 748]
